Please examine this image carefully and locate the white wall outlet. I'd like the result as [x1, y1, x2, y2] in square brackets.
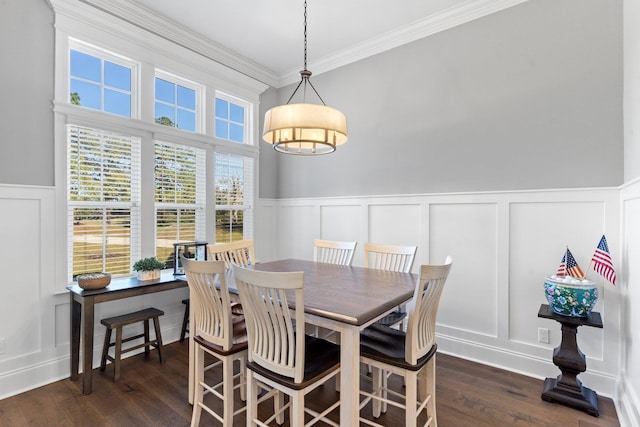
[538, 327, 550, 344]
[0, 338, 5, 354]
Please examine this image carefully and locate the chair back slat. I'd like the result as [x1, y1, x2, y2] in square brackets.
[209, 239, 256, 269]
[233, 265, 306, 383]
[313, 239, 357, 266]
[405, 256, 452, 365]
[182, 257, 236, 350]
[364, 243, 417, 273]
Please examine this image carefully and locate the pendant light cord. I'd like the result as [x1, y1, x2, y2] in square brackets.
[285, 0, 327, 106]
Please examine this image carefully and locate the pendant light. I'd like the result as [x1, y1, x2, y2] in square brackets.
[262, 0, 348, 155]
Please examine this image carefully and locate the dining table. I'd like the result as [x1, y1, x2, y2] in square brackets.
[187, 258, 418, 426]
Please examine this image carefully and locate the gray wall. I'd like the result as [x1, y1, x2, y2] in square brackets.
[0, 0, 54, 186]
[259, 0, 623, 199]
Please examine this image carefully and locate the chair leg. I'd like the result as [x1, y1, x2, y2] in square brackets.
[191, 345, 204, 427]
[239, 357, 247, 402]
[222, 357, 234, 427]
[275, 390, 285, 425]
[246, 370, 258, 427]
[405, 370, 418, 427]
[425, 357, 437, 427]
[100, 327, 112, 371]
[113, 327, 123, 381]
[371, 367, 382, 418]
[152, 315, 164, 363]
[291, 391, 304, 427]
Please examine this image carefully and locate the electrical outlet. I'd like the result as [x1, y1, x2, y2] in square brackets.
[0, 338, 5, 354]
[538, 328, 549, 344]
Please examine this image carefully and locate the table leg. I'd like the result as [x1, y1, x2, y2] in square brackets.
[82, 299, 95, 395]
[340, 326, 359, 426]
[70, 294, 81, 381]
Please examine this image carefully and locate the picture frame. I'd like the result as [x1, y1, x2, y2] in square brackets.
[173, 241, 208, 275]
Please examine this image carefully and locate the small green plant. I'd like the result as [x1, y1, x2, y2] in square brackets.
[132, 257, 165, 272]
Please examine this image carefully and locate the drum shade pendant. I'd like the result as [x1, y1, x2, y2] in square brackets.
[263, 0, 347, 155]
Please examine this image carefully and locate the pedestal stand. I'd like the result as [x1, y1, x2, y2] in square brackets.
[537, 304, 603, 417]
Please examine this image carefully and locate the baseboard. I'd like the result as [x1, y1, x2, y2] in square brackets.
[616, 377, 640, 427]
[436, 333, 618, 398]
[0, 323, 184, 400]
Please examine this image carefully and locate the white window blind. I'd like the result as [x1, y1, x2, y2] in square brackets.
[215, 153, 254, 242]
[154, 141, 206, 267]
[67, 125, 141, 280]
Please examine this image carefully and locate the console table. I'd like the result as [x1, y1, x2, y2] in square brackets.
[68, 273, 187, 395]
[537, 304, 603, 416]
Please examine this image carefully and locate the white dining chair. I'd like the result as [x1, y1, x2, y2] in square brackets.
[314, 239, 357, 266]
[364, 243, 418, 330]
[182, 257, 247, 427]
[180, 240, 253, 343]
[359, 256, 453, 427]
[234, 264, 342, 427]
[209, 239, 256, 268]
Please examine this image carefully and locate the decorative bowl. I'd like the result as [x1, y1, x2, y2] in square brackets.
[77, 273, 112, 290]
[544, 276, 598, 317]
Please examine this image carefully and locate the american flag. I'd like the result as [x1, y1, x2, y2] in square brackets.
[592, 235, 616, 285]
[556, 253, 566, 276]
[565, 248, 584, 278]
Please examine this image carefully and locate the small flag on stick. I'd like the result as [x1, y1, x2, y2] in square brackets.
[591, 235, 616, 285]
[565, 248, 584, 278]
[556, 252, 566, 276]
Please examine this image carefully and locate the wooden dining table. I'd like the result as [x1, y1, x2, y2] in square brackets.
[188, 258, 418, 426]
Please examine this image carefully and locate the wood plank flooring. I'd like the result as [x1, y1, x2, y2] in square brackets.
[0, 341, 620, 426]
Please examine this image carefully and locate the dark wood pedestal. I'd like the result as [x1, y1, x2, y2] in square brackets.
[537, 304, 603, 417]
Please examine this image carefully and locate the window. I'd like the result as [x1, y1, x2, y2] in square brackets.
[215, 96, 246, 143]
[155, 74, 198, 131]
[154, 142, 206, 268]
[67, 125, 140, 279]
[59, 35, 259, 286]
[215, 153, 254, 242]
[69, 48, 133, 117]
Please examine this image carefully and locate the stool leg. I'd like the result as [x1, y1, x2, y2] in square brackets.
[100, 327, 112, 371]
[153, 315, 164, 363]
[144, 319, 150, 357]
[180, 300, 189, 342]
[114, 327, 123, 381]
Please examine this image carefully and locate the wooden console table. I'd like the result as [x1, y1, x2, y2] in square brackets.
[537, 304, 603, 416]
[68, 273, 187, 395]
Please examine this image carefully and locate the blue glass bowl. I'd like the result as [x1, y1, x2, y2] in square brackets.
[544, 276, 598, 317]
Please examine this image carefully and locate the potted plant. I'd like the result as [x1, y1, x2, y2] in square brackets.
[132, 257, 165, 281]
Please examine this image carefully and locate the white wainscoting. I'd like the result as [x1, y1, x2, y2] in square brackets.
[618, 179, 640, 427]
[0, 184, 189, 400]
[256, 187, 622, 399]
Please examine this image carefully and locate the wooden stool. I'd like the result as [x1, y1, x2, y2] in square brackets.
[100, 307, 165, 381]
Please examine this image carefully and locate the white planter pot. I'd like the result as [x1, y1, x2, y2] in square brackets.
[137, 270, 161, 281]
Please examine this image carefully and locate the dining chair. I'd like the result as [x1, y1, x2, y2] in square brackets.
[182, 257, 248, 427]
[209, 239, 256, 268]
[313, 239, 357, 266]
[233, 264, 342, 427]
[180, 240, 253, 342]
[364, 243, 418, 330]
[359, 256, 453, 427]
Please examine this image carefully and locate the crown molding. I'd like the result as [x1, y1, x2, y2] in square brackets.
[52, 0, 527, 89]
[278, 0, 528, 87]
[72, 0, 280, 87]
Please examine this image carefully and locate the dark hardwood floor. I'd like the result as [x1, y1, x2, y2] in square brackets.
[0, 341, 620, 426]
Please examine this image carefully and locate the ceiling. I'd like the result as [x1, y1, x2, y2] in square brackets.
[87, 0, 527, 87]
